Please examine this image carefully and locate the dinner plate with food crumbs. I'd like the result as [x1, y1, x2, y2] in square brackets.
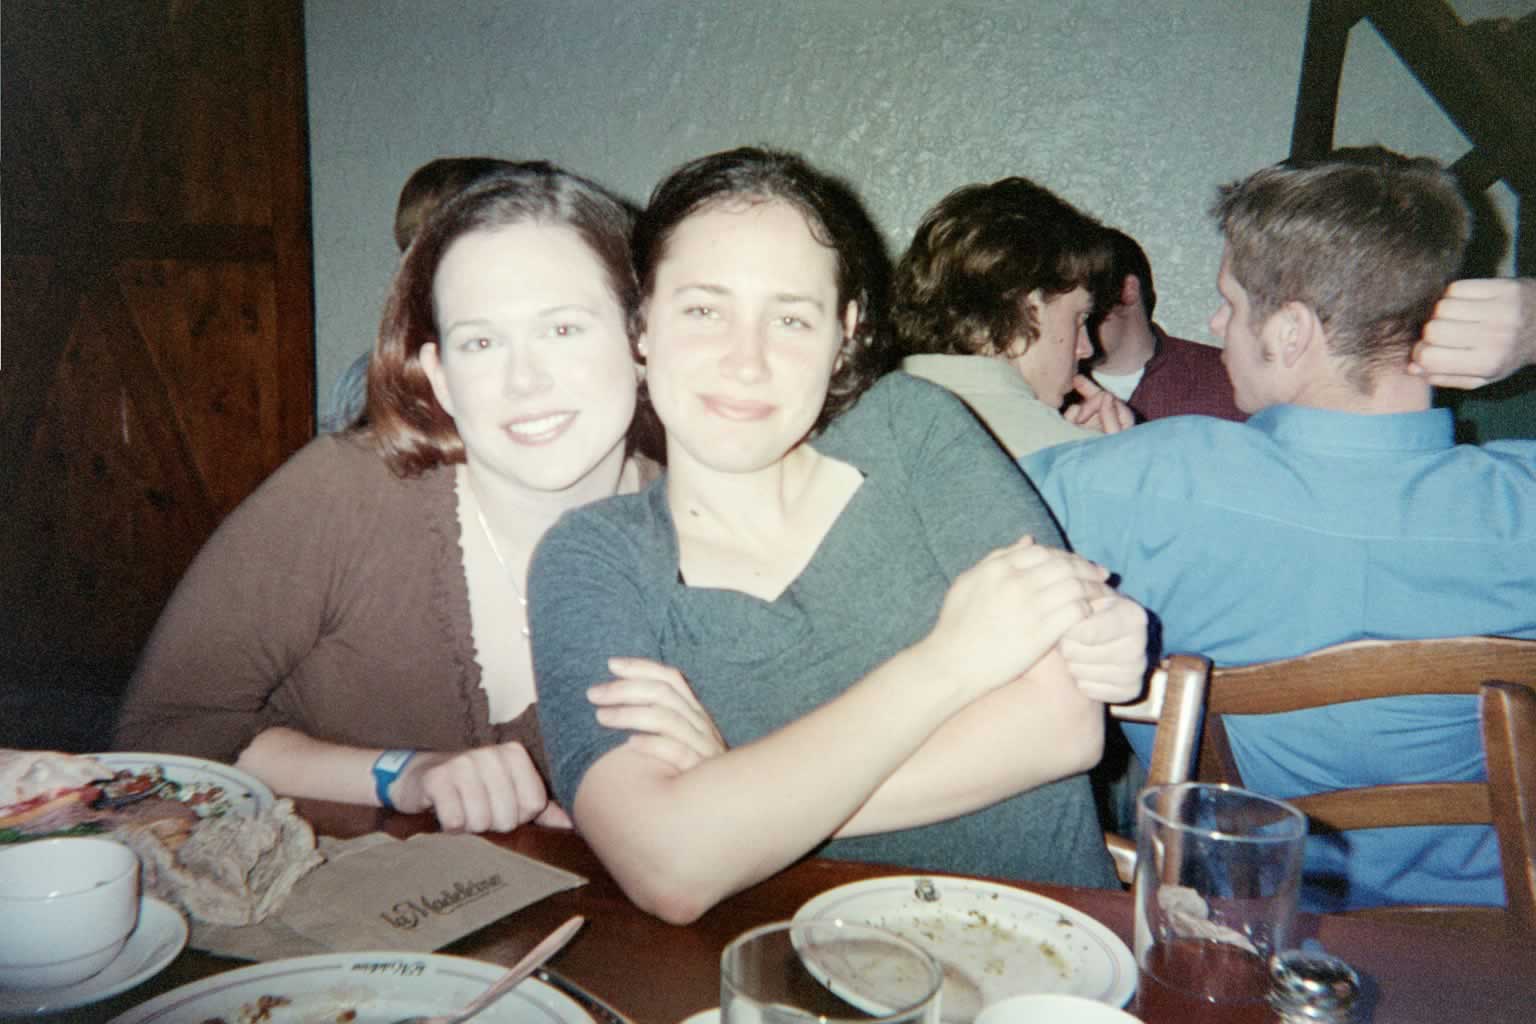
[107, 952, 599, 1024]
[794, 876, 1136, 1021]
[94, 752, 275, 819]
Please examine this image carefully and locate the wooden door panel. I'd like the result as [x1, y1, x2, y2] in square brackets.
[113, 9, 280, 227]
[1, 0, 313, 751]
[3, 2, 152, 222]
[12, 280, 214, 660]
[117, 260, 285, 513]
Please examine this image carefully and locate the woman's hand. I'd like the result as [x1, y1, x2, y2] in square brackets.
[925, 536, 1116, 696]
[1063, 375, 1136, 434]
[587, 657, 726, 772]
[534, 802, 575, 829]
[394, 741, 553, 833]
[1059, 593, 1149, 704]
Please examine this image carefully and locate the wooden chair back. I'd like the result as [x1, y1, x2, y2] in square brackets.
[1480, 680, 1536, 935]
[1104, 654, 1210, 883]
[1109, 653, 1209, 782]
[1150, 636, 1536, 933]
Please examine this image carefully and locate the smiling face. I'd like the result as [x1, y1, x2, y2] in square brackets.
[1210, 247, 1284, 414]
[420, 221, 637, 494]
[641, 199, 854, 476]
[1007, 286, 1094, 409]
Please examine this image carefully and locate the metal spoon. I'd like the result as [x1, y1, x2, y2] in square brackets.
[393, 915, 585, 1024]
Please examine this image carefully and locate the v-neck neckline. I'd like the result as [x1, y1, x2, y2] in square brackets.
[665, 468, 869, 607]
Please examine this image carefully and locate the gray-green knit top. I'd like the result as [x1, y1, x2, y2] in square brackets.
[529, 373, 1115, 888]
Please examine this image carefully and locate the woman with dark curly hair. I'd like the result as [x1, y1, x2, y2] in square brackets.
[529, 147, 1148, 924]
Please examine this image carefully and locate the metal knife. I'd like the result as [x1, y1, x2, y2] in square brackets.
[534, 966, 637, 1024]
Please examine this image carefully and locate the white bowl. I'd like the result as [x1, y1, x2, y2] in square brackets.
[975, 993, 1142, 1024]
[0, 837, 141, 989]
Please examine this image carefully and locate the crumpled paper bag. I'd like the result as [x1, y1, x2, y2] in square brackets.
[189, 832, 586, 961]
[114, 797, 324, 926]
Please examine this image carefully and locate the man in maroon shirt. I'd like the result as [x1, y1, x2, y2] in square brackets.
[1089, 228, 1246, 422]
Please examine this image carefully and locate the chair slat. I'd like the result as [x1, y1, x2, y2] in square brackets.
[1481, 681, 1536, 936]
[1293, 782, 1491, 831]
[1145, 654, 1207, 787]
[1209, 637, 1536, 713]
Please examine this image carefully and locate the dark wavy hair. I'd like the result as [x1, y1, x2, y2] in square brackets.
[632, 146, 896, 435]
[1102, 227, 1157, 319]
[1212, 147, 1470, 391]
[893, 177, 1114, 359]
[364, 161, 663, 475]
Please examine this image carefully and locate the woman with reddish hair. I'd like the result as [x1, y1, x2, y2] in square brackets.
[116, 163, 666, 832]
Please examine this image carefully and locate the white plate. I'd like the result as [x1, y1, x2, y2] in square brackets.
[0, 895, 188, 1015]
[94, 752, 275, 817]
[677, 1009, 719, 1024]
[108, 953, 600, 1024]
[794, 876, 1137, 1021]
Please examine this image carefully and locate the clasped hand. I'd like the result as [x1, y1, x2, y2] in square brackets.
[929, 536, 1145, 702]
[928, 536, 1112, 693]
[1059, 593, 1148, 703]
[396, 742, 571, 833]
[587, 656, 727, 771]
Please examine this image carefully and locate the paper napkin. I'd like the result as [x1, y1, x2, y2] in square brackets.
[189, 831, 585, 960]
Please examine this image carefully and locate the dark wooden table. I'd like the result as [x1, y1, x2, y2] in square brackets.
[69, 801, 1536, 1023]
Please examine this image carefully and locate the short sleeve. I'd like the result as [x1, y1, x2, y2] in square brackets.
[527, 497, 669, 808]
[873, 374, 1065, 576]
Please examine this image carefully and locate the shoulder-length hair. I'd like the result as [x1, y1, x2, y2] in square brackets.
[892, 177, 1114, 359]
[632, 146, 895, 435]
[363, 162, 661, 476]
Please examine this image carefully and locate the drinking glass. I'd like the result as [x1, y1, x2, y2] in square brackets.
[1132, 782, 1307, 1024]
[722, 920, 943, 1024]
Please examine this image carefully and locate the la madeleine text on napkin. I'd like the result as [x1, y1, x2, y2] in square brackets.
[191, 832, 585, 960]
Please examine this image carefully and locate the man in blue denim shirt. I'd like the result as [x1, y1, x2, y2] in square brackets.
[1023, 149, 1536, 912]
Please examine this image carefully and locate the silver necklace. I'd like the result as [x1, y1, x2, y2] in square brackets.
[472, 498, 531, 639]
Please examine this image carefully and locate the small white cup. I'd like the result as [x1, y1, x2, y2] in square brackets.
[0, 837, 141, 990]
[974, 993, 1141, 1024]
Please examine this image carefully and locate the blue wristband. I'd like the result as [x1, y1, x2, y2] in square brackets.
[371, 749, 416, 812]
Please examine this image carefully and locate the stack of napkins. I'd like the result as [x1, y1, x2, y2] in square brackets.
[190, 832, 585, 961]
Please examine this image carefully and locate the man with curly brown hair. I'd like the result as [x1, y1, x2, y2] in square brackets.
[892, 177, 1133, 457]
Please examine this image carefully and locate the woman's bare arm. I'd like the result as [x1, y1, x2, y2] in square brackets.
[573, 639, 986, 924]
[237, 726, 560, 832]
[569, 539, 1113, 924]
[832, 649, 1104, 837]
[591, 595, 1144, 840]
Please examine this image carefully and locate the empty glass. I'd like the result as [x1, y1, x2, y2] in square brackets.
[722, 920, 943, 1024]
[1132, 782, 1307, 1024]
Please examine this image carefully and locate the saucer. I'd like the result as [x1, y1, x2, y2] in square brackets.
[0, 896, 187, 1015]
